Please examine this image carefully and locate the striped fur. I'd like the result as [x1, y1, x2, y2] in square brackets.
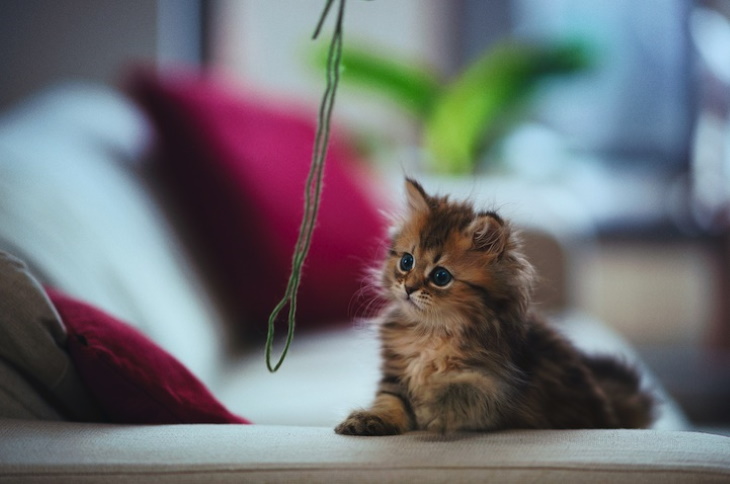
[335, 179, 654, 435]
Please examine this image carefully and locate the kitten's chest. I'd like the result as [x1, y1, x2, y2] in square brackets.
[387, 330, 464, 388]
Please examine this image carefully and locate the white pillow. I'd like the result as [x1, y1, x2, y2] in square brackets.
[0, 83, 224, 385]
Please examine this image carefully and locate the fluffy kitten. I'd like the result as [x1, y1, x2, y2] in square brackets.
[335, 178, 654, 435]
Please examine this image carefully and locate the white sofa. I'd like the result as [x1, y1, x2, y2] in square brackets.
[1, 83, 728, 483]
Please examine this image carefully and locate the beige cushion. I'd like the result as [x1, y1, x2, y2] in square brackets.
[0, 362, 64, 420]
[0, 251, 102, 421]
[0, 420, 728, 482]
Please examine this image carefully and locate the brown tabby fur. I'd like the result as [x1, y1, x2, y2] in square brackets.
[335, 178, 654, 435]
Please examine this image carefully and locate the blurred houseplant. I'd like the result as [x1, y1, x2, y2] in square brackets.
[321, 40, 590, 174]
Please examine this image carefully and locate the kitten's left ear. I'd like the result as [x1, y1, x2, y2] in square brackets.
[469, 213, 508, 254]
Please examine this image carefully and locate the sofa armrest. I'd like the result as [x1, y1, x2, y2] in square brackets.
[1, 419, 728, 483]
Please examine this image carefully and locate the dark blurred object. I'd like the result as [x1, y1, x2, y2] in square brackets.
[0, 0, 205, 111]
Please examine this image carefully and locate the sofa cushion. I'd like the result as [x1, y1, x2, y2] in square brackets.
[1, 421, 729, 483]
[131, 73, 388, 339]
[47, 289, 250, 425]
[0, 251, 103, 421]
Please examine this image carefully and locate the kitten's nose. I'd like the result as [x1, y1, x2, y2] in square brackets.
[405, 285, 416, 296]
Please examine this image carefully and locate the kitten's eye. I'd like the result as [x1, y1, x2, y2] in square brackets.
[430, 267, 452, 287]
[399, 253, 415, 272]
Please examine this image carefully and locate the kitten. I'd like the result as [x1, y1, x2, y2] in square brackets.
[335, 178, 654, 435]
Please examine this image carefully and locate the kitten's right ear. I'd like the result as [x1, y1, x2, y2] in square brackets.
[404, 178, 430, 214]
[469, 213, 508, 254]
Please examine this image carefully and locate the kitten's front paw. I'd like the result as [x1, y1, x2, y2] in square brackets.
[335, 410, 402, 436]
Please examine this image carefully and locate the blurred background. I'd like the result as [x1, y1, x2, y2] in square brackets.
[1, 0, 730, 429]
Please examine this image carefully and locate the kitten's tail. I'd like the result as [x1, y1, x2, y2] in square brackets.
[584, 355, 655, 429]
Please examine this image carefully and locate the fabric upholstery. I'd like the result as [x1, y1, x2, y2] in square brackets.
[0, 251, 102, 421]
[0, 361, 64, 421]
[47, 289, 250, 425]
[0, 420, 728, 483]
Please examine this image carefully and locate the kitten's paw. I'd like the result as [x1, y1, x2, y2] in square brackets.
[335, 410, 402, 436]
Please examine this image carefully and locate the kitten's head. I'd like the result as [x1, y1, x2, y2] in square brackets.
[382, 178, 534, 330]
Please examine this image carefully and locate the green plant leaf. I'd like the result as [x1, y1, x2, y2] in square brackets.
[424, 41, 590, 174]
[314, 44, 442, 118]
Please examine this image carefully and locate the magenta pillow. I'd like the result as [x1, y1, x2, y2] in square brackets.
[130, 72, 387, 335]
[47, 289, 250, 425]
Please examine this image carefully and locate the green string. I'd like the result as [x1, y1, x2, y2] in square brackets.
[265, 0, 346, 373]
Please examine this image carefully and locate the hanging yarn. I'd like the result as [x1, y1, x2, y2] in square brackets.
[265, 0, 347, 372]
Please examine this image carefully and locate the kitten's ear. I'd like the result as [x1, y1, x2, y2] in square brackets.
[469, 213, 508, 254]
[404, 178, 430, 214]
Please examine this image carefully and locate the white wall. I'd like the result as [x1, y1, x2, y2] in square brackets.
[211, 0, 456, 154]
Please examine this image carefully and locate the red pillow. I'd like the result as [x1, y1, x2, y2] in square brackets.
[131, 72, 387, 337]
[47, 289, 250, 425]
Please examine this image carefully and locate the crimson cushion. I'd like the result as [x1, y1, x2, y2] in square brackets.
[131, 73, 387, 336]
[47, 289, 250, 424]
